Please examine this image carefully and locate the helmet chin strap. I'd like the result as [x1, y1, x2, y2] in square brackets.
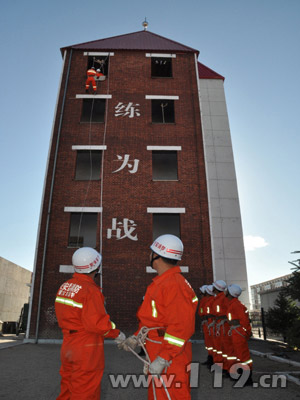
[150, 253, 160, 268]
[94, 265, 101, 279]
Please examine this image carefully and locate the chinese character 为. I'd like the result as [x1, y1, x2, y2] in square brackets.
[112, 154, 139, 174]
[107, 218, 138, 241]
[115, 102, 141, 118]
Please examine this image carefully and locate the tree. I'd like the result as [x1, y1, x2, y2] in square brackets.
[287, 318, 300, 349]
[265, 291, 300, 342]
[284, 255, 300, 302]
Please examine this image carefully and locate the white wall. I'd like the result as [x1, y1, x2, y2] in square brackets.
[0, 257, 32, 322]
[198, 78, 250, 308]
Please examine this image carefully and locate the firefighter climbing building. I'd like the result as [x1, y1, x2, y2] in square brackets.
[26, 29, 249, 340]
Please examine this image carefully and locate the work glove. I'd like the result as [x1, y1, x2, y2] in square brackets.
[118, 335, 138, 351]
[149, 356, 170, 375]
[143, 362, 149, 375]
[114, 331, 126, 345]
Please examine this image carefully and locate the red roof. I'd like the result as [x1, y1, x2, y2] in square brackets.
[61, 30, 199, 54]
[198, 62, 224, 80]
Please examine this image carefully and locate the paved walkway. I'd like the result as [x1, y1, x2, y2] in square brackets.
[0, 335, 299, 399]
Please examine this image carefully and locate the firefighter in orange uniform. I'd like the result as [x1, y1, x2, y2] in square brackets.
[198, 285, 208, 336]
[55, 247, 125, 400]
[85, 67, 103, 93]
[211, 280, 231, 369]
[226, 284, 253, 385]
[199, 285, 215, 368]
[120, 234, 198, 400]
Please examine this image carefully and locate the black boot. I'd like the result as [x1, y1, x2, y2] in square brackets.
[201, 355, 213, 367]
[244, 370, 253, 386]
[201, 356, 210, 365]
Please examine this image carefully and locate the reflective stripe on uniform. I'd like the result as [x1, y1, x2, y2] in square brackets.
[55, 296, 83, 309]
[241, 359, 253, 365]
[228, 312, 232, 320]
[151, 300, 158, 318]
[192, 296, 198, 303]
[104, 320, 116, 336]
[216, 305, 220, 312]
[207, 306, 210, 313]
[164, 333, 185, 347]
[227, 356, 237, 360]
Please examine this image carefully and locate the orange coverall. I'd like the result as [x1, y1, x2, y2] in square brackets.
[202, 295, 215, 357]
[135, 266, 198, 400]
[85, 68, 103, 92]
[55, 273, 120, 400]
[226, 298, 252, 370]
[198, 296, 209, 352]
[211, 292, 230, 365]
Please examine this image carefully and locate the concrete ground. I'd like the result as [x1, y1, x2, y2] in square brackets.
[0, 335, 300, 399]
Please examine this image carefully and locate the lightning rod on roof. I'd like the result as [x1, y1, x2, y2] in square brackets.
[142, 18, 148, 31]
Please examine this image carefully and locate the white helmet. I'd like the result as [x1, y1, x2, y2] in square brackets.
[72, 247, 102, 274]
[205, 285, 215, 296]
[150, 234, 183, 261]
[200, 285, 208, 294]
[213, 280, 227, 292]
[228, 284, 242, 298]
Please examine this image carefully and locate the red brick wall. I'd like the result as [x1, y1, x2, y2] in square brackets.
[29, 48, 213, 339]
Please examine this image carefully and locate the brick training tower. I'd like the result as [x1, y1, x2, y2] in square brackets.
[27, 29, 249, 340]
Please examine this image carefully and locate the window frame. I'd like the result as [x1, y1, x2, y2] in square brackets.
[72, 145, 107, 181]
[64, 207, 102, 249]
[151, 150, 178, 181]
[80, 98, 106, 123]
[151, 57, 173, 78]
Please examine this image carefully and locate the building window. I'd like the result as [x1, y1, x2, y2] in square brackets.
[81, 99, 105, 123]
[151, 57, 172, 78]
[152, 214, 181, 241]
[88, 56, 109, 76]
[68, 213, 97, 248]
[152, 100, 175, 123]
[275, 281, 283, 288]
[152, 151, 178, 181]
[75, 150, 102, 180]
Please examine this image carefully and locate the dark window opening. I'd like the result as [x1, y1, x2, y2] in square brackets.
[75, 150, 102, 180]
[151, 57, 172, 78]
[81, 99, 105, 123]
[68, 213, 97, 248]
[88, 55, 109, 76]
[152, 214, 181, 241]
[152, 100, 175, 123]
[152, 151, 178, 181]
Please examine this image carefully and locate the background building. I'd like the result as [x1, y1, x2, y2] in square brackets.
[0, 257, 31, 323]
[27, 29, 249, 340]
[250, 274, 292, 311]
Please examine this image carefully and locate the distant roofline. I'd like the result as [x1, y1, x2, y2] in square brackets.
[60, 30, 199, 55]
[250, 273, 293, 288]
